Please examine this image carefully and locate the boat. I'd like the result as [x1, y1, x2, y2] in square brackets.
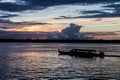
[58, 49, 104, 58]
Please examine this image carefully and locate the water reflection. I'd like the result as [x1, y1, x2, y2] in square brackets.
[0, 43, 120, 79]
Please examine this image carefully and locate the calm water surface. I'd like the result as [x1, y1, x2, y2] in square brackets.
[0, 43, 120, 80]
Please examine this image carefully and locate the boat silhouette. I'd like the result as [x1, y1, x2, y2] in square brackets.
[58, 49, 104, 58]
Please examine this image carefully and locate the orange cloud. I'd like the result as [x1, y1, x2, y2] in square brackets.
[0, 23, 65, 32]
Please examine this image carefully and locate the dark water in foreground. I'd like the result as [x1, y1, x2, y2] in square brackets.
[0, 43, 120, 80]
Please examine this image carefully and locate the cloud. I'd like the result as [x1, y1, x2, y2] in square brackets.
[54, 11, 120, 19]
[0, 0, 119, 12]
[0, 23, 92, 40]
[104, 3, 120, 13]
[24, 0, 119, 6]
[85, 32, 119, 36]
[0, 19, 49, 31]
[80, 2, 120, 18]
[0, 3, 32, 12]
[44, 23, 92, 40]
[84, 32, 120, 40]
[0, 30, 47, 39]
[53, 2, 120, 19]
[0, 19, 47, 25]
[47, 23, 91, 40]
[62, 23, 81, 34]
[0, 14, 18, 18]
[54, 16, 76, 19]
[1, 28, 119, 40]
[104, 3, 120, 8]
[0, 19, 12, 23]
[0, 0, 119, 23]
[61, 23, 81, 39]
[0, 23, 120, 40]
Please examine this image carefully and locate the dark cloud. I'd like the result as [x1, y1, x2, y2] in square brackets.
[0, 19, 49, 30]
[104, 3, 120, 13]
[0, 19, 12, 23]
[0, 19, 47, 25]
[82, 10, 105, 14]
[0, 14, 18, 18]
[54, 9, 120, 19]
[53, 2, 120, 19]
[0, 30, 45, 39]
[24, 0, 119, 6]
[81, 10, 107, 17]
[84, 32, 120, 40]
[45, 23, 92, 40]
[0, 3, 33, 12]
[62, 23, 81, 34]
[104, 3, 120, 8]
[54, 16, 76, 19]
[0, 0, 119, 20]
[80, 3, 120, 18]
[84, 32, 119, 36]
[61, 23, 91, 39]
[54, 16, 81, 19]
[0, 19, 26, 25]
[61, 23, 81, 39]
[79, 13, 120, 18]
[0, 0, 120, 12]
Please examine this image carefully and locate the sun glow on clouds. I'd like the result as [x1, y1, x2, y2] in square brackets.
[4, 24, 65, 32]
[1, 17, 120, 33]
[19, 25, 53, 32]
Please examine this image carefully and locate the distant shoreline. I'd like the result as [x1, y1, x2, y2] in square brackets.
[0, 39, 120, 43]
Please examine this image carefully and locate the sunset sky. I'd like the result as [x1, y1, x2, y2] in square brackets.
[0, 0, 120, 40]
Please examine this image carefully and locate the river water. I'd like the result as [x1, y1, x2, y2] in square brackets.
[0, 43, 120, 80]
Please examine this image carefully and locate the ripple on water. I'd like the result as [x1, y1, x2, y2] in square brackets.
[0, 43, 120, 80]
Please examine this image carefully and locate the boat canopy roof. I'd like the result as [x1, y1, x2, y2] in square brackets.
[72, 49, 96, 52]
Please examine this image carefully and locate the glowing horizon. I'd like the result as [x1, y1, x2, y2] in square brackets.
[0, 0, 120, 40]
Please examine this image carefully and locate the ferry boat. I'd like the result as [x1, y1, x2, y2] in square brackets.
[58, 49, 104, 58]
